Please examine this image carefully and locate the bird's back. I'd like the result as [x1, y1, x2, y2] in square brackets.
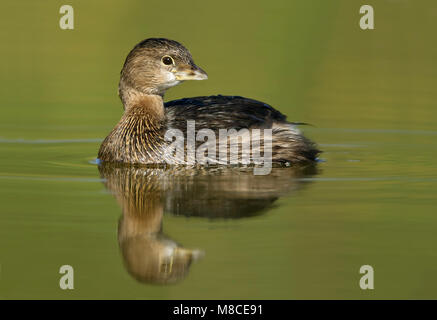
[164, 95, 320, 163]
[165, 95, 287, 131]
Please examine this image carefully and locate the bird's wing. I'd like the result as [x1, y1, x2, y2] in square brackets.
[164, 95, 287, 131]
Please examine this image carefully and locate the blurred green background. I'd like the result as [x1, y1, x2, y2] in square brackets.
[0, 0, 437, 299]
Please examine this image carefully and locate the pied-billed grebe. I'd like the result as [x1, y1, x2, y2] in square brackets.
[98, 38, 320, 165]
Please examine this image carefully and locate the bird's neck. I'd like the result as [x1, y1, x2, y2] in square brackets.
[121, 86, 165, 120]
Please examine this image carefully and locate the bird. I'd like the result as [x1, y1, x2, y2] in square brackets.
[98, 38, 320, 166]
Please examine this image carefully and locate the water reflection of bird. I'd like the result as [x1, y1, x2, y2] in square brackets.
[98, 38, 320, 165]
[98, 163, 317, 285]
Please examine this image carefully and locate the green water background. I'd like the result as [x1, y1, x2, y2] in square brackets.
[0, 0, 436, 299]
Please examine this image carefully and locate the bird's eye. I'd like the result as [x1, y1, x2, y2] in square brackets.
[162, 55, 174, 65]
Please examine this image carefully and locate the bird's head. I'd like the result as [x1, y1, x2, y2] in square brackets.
[119, 38, 207, 103]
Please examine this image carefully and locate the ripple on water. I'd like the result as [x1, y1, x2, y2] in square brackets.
[0, 138, 103, 144]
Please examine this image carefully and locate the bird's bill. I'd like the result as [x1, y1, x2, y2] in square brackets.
[174, 63, 208, 81]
